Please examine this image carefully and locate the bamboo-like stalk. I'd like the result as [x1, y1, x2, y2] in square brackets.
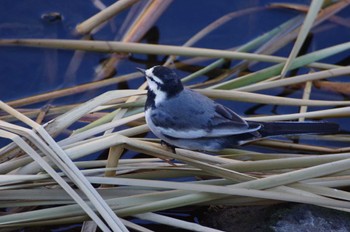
[0, 127, 112, 231]
[76, 0, 140, 34]
[5, 72, 141, 108]
[0, 102, 128, 232]
[197, 89, 350, 106]
[0, 39, 340, 69]
[95, 0, 173, 79]
[212, 42, 350, 89]
[299, 80, 313, 121]
[246, 106, 350, 121]
[164, 6, 265, 66]
[238, 65, 350, 92]
[280, 0, 324, 78]
[135, 212, 223, 232]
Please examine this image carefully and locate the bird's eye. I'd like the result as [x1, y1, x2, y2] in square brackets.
[149, 76, 162, 86]
[149, 75, 164, 86]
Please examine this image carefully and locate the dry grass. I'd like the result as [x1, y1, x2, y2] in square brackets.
[0, 1, 350, 231]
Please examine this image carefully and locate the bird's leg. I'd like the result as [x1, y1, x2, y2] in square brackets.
[161, 140, 176, 153]
[160, 140, 177, 166]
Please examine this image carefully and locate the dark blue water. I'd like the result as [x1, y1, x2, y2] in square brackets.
[1, 0, 349, 105]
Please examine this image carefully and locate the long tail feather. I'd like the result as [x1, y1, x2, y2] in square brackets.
[254, 121, 339, 138]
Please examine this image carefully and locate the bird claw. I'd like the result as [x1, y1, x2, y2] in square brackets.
[160, 140, 177, 166]
[161, 140, 176, 153]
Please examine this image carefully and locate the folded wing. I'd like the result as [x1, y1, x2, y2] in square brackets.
[150, 102, 261, 139]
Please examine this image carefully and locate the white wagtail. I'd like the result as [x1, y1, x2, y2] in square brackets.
[138, 66, 339, 151]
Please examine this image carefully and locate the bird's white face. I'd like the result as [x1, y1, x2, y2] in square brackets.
[145, 67, 163, 91]
[145, 67, 167, 106]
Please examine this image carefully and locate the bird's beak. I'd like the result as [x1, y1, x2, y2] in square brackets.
[136, 67, 146, 75]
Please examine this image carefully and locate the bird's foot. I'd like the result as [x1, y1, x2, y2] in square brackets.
[160, 140, 177, 166]
[161, 140, 176, 153]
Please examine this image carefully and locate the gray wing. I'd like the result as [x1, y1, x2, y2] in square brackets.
[150, 90, 261, 139]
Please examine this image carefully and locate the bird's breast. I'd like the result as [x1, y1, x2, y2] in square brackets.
[144, 108, 161, 138]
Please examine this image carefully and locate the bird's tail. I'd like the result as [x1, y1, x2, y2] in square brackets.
[251, 121, 339, 138]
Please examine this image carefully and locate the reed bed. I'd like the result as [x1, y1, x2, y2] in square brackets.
[0, 1, 350, 231]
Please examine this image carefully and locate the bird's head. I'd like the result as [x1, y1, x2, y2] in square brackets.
[137, 66, 184, 97]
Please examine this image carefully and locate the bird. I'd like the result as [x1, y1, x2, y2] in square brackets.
[137, 65, 339, 151]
